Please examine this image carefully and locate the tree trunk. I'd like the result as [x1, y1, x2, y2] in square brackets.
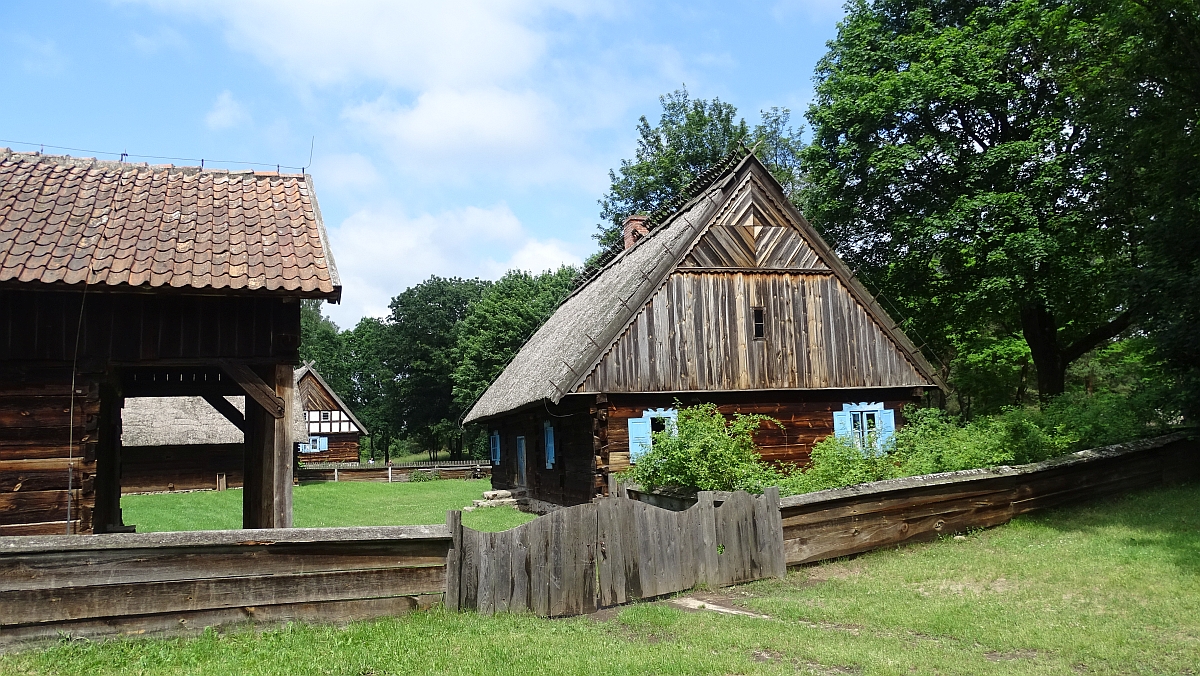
[1020, 302, 1066, 399]
[1020, 301, 1135, 401]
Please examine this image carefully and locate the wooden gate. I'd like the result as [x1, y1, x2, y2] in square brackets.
[445, 488, 785, 617]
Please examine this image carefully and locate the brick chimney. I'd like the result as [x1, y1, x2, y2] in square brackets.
[622, 214, 650, 250]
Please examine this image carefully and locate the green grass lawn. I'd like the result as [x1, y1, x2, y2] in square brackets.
[120, 479, 534, 533]
[9, 483, 1199, 674]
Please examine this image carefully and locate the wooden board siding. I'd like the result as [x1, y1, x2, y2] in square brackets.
[579, 272, 927, 394]
[298, 373, 339, 411]
[488, 398, 599, 507]
[0, 290, 300, 364]
[601, 390, 920, 475]
[121, 444, 244, 493]
[0, 368, 98, 535]
[299, 433, 359, 464]
[680, 225, 828, 270]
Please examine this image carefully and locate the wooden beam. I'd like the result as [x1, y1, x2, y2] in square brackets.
[202, 394, 246, 433]
[219, 361, 285, 419]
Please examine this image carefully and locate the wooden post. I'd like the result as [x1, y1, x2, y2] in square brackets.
[445, 510, 463, 611]
[696, 491, 718, 587]
[763, 486, 786, 578]
[243, 364, 294, 529]
[93, 382, 129, 534]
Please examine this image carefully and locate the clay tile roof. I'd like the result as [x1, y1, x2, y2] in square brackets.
[0, 149, 340, 300]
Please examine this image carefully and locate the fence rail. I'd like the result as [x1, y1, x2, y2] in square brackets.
[0, 526, 450, 645]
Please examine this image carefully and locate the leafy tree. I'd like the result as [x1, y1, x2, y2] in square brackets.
[802, 0, 1137, 400]
[387, 276, 490, 459]
[1058, 0, 1200, 415]
[299, 300, 351, 396]
[597, 88, 805, 249]
[342, 317, 398, 464]
[452, 266, 579, 414]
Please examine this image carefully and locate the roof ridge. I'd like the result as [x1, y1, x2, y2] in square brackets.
[569, 144, 752, 292]
[0, 148, 307, 178]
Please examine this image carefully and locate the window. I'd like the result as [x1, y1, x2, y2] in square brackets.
[308, 436, 328, 451]
[832, 403, 895, 455]
[489, 431, 501, 466]
[543, 421, 556, 469]
[627, 408, 678, 463]
[320, 411, 331, 421]
[752, 307, 765, 339]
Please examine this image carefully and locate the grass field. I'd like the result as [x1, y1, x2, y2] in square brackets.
[9, 482, 1199, 674]
[120, 479, 534, 533]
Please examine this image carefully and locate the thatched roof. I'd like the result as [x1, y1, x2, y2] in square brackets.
[463, 172, 732, 424]
[122, 396, 246, 446]
[463, 152, 942, 424]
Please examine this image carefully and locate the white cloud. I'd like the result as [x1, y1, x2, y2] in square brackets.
[128, 0, 590, 90]
[325, 202, 579, 325]
[204, 91, 251, 130]
[343, 88, 572, 181]
[492, 239, 582, 276]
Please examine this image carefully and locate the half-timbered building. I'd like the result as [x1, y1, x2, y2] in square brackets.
[0, 150, 340, 534]
[296, 362, 368, 464]
[464, 149, 943, 511]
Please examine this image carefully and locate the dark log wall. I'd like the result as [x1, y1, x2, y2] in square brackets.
[601, 390, 920, 476]
[579, 272, 927, 394]
[121, 444, 244, 493]
[488, 398, 598, 507]
[0, 367, 98, 535]
[300, 433, 360, 464]
[1, 289, 302, 535]
[0, 290, 299, 363]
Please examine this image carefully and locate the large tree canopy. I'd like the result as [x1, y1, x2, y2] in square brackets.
[1061, 0, 1200, 413]
[386, 276, 491, 455]
[597, 88, 805, 250]
[802, 0, 1138, 399]
[452, 267, 579, 414]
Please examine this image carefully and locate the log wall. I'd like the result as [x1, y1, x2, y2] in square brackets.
[0, 367, 99, 535]
[120, 444, 245, 493]
[0, 290, 300, 363]
[0, 525, 449, 645]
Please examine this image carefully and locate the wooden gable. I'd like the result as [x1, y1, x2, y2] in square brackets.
[680, 177, 828, 271]
[577, 164, 933, 394]
[298, 372, 340, 411]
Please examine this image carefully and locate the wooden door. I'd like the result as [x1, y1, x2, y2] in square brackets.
[516, 436, 527, 487]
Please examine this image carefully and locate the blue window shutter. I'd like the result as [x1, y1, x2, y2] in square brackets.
[628, 417, 651, 463]
[878, 409, 896, 450]
[543, 421, 555, 469]
[318, 436, 329, 451]
[490, 431, 501, 466]
[833, 411, 852, 439]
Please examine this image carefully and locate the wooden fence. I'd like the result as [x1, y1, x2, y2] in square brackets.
[0, 525, 450, 645]
[297, 464, 490, 483]
[2, 433, 1194, 642]
[444, 488, 786, 617]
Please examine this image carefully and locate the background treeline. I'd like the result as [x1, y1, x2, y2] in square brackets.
[303, 0, 1196, 459]
[300, 268, 576, 461]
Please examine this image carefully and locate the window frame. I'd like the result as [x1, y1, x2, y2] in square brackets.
[752, 306, 765, 340]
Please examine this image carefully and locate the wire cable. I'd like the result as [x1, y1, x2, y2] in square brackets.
[1, 137, 308, 173]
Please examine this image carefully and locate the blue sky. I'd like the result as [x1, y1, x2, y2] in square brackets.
[0, 0, 844, 327]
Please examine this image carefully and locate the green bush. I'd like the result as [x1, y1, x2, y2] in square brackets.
[618, 403, 783, 493]
[619, 391, 1176, 499]
[408, 470, 439, 482]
